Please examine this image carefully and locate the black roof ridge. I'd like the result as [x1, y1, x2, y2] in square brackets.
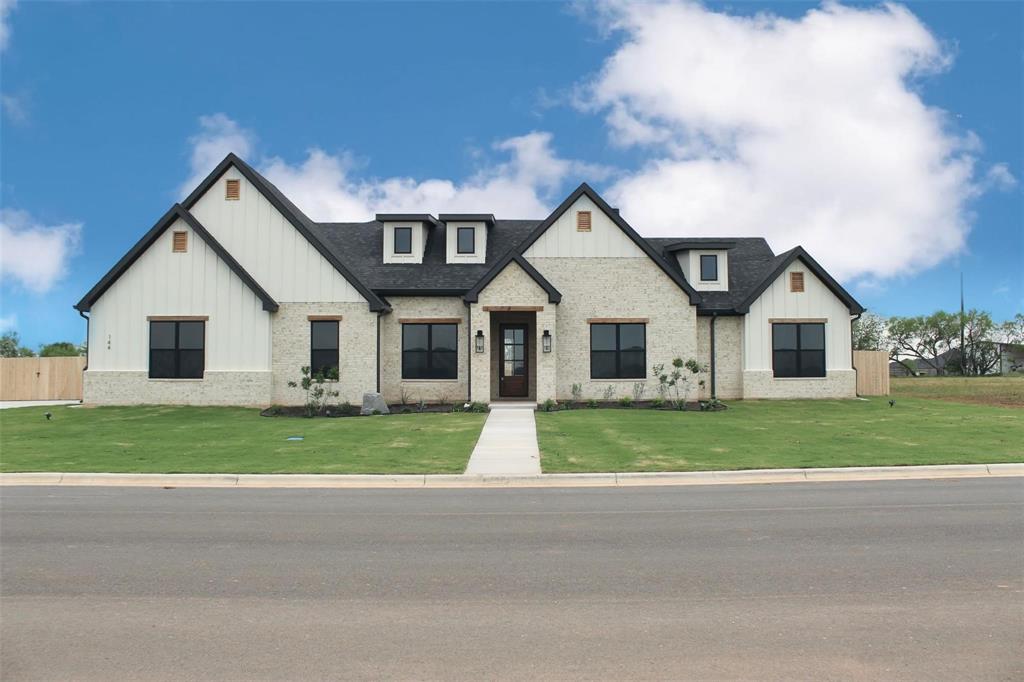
[183, 153, 389, 312]
[75, 204, 279, 313]
[734, 246, 864, 315]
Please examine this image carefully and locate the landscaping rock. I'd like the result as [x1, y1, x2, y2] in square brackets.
[361, 392, 390, 416]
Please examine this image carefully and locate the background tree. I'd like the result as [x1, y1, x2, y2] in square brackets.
[955, 310, 1000, 376]
[852, 313, 886, 351]
[1000, 313, 1024, 345]
[887, 312, 959, 375]
[39, 341, 83, 357]
[0, 332, 36, 357]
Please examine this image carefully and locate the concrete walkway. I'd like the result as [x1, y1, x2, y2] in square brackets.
[464, 403, 541, 475]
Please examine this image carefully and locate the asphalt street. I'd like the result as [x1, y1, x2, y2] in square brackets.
[1, 478, 1022, 680]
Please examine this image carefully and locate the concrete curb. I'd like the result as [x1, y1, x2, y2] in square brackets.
[1, 463, 1020, 489]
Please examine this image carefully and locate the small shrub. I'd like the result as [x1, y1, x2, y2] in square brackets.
[287, 365, 340, 417]
[416, 399, 427, 413]
[468, 401, 488, 413]
[650, 397, 665, 409]
[401, 407, 412, 414]
[587, 398, 599, 409]
[619, 396, 633, 408]
[632, 382, 646, 404]
[437, 391, 451, 407]
[542, 398, 559, 412]
[602, 385, 616, 402]
[570, 383, 583, 409]
[371, 409, 382, 416]
[399, 386, 412, 406]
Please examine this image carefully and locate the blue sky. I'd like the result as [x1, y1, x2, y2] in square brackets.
[1, 1, 1020, 349]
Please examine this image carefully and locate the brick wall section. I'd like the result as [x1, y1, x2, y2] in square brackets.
[270, 303, 377, 405]
[83, 371, 271, 406]
[470, 262, 557, 403]
[529, 257, 697, 401]
[742, 369, 857, 399]
[379, 296, 469, 404]
[695, 315, 743, 400]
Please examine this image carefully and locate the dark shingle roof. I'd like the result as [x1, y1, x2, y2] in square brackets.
[309, 220, 541, 294]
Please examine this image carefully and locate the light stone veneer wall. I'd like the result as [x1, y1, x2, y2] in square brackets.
[83, 371, 271, 406]
[742, 369, 856, 399]
[379, 296, 469, 404]
[529, 257, 697, 401]
[271, 303, 378, 406]
[695, 316, 743, 400]
[470, 262, 556, 403]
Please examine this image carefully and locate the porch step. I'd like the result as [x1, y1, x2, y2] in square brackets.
[487, 401, 537, 411]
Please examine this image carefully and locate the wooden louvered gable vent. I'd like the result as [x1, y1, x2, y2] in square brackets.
[790, 271, 805, 293]
[576, 210, 592, 232]
[225, 179, 240, 200]
[172, 231, 188, 253]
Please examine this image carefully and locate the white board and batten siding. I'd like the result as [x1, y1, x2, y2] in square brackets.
[88, 219, 271, 371]
[743, 260, 853, 371]
[523, 196, 645, 259]
[189, 167, 366, 303]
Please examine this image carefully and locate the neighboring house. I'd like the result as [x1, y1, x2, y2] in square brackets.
[889, 348, 960, 377]
[74, 154, 865, 406]
[998, 343, 1024, 375]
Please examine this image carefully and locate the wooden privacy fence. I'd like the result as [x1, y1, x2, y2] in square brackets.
[853, 350, 890, 396]
[0, 356, 86, 401]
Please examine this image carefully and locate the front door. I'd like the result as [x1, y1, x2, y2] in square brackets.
[499, 325, 528, 397]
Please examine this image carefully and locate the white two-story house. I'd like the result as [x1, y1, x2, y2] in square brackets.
[75, 153, 865, 406]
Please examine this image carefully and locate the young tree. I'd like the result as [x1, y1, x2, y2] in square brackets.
[852, 313, 886, 351]
[1000, 313, 1024, 345]
[39, 341, 82, 357]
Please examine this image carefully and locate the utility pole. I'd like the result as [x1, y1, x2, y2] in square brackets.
[960, 272, 966, 374]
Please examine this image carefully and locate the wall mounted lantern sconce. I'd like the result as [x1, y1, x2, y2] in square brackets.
[475, 330, 485, 353]
[542, 329, 552, 353]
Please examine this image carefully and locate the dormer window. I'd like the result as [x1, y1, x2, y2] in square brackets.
[700, 254, 718, 281]
[393, 227, 412, 254]
[457, 227, 475, 254]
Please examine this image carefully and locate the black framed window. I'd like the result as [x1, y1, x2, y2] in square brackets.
[402, 324, 457, 380]
[772, 323, 826, 378]
[393, 227, 412, 254]
[149, 320, 204, 379]
[310, 320, 339, 378]
[700, 254, 718, 281]
[456, 227, 475, 254]
[590, 323, 646, 379]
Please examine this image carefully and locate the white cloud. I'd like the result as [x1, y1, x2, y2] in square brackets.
[182, 116, 603, 221]
[580, 1, 987, 281]
[1, 92, 28, 125]
[179, 113, 256, 197]
[0, 0, 15, 52]
[984, 163, 1017, 191]
[0, 209, 82, 293]
[0, 314, 15, 333]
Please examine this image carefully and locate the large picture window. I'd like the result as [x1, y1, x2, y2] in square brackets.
[772, 323, 826, 378]
[310, 320, 339, 378]
[590, 323, 646, 379]
[402, 324, 457, 380]
[149, 320, 205, 379]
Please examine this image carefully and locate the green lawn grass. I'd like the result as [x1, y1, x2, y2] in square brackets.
[537, 398, 1023, 473]
[892, 375, 1024, 407]
[0, 406, 486, 474]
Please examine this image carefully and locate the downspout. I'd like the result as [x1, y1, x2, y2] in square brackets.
[376, 312, 382, 393]
[77, 309, 90, 371]
[465, 301, 472, 402]
[709, 312, 717, 400]
[850, 312, 861, 395]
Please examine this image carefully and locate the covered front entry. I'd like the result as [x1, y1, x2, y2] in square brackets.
[489, 311, 537, 402]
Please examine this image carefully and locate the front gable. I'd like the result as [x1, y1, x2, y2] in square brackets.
[184, 154, 386, 310]
[516, 184, 701, 304]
